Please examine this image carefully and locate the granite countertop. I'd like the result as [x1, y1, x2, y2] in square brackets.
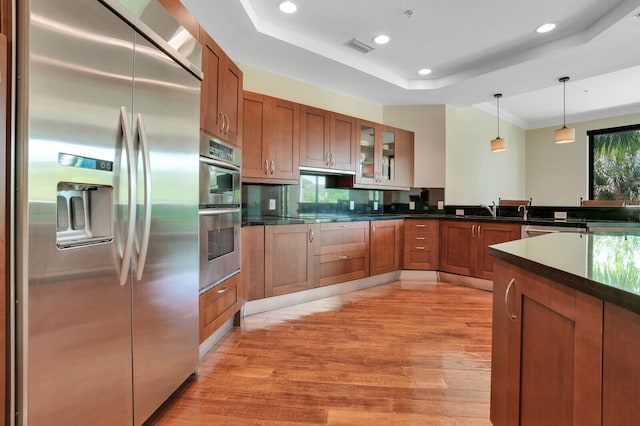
[489, 232, 640, 314]
[242, 212, 640, 227]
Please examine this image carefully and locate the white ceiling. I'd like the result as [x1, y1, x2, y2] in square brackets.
[182, 0, 640, 129]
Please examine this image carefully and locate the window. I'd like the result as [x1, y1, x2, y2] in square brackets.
[589, 124, 640, 205]
[299, 175, 349, 203]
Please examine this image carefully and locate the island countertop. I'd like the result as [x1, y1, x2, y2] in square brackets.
[489, 232, 640, 314]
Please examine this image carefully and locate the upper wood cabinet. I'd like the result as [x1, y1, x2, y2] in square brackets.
[199, 29, 242, 146]
[242, 91, 300, 184]
[156, 0, 199, 38]
[299, 105, 357, 173]
[355, 121, 413, 190]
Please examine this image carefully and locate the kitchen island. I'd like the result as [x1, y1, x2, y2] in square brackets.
[488, 232, 640, 426]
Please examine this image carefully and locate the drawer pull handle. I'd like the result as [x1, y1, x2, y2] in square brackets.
[415, 224, 426, 228]
[505, 278, 517, 321]
[338, 255, 349, 260]
[415, 237, 425, 240]
[217, 286, 229, 294]
[339, 224, 348, 228]
[415, 246, 425, 250]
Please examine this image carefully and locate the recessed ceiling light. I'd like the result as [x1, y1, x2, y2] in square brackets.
[536, 23, 556, 33]
[373, 34, 390, 45]
[279, 1, 297, 14]
[418, 68, 432, 76]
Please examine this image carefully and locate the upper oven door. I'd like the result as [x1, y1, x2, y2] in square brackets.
[199, 157, 240, 208]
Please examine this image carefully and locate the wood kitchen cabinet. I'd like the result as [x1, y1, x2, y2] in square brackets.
[264, 224, 317, 297]
[491, 259, 603, 426]
[315, 221, 369, 287]
[355, 121, 412, 190]
[199, 29, 242, 146]
[242, 225, 265, 301]
[439, 220, 520, 280]
[157, 0, 199, 38]
[403, 219, 438, 269]
[299, 105, 357, 173]
[369, 219, 403, 276]
[602, 302, 640, 425]
[242, 91, 300, 183]
[199, 274, 242, 343]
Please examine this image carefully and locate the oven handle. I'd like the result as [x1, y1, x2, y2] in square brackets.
[199, 156, 241, 172]
[198, 208, 241, 216]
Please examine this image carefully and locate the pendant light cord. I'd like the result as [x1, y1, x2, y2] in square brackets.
[559, 76, 570, 128]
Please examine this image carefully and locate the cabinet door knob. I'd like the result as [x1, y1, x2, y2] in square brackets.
[270, 160, 275, 174]
[472, 225, 476, 238]
[505, 278, 517, 321]
[218, 111, 225, 133]
[308, 228, 314, 243]
[264, 160, 269, 175]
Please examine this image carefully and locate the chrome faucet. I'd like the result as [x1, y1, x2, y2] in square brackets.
[483, 201, 497, 218]
[518, 204, 528, 221]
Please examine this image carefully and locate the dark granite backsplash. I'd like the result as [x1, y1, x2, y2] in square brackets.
[243, 182, 384, 218]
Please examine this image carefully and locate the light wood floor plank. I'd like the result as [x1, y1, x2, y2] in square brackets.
[147, 281, 492, 425]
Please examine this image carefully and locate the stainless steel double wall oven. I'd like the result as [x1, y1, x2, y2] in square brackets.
[199, 132, 241, 292]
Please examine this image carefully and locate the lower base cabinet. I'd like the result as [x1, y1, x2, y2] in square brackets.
[316, 222, 369, 287]
[199, 274, 241, 343]
[491, 259, 603, 426]
[242, 225, 265, 301]
[602, 303, 640, 425]
[264, 224, 317, 297]
[403, 219, 438, 269]
[370, 219, 403, 276]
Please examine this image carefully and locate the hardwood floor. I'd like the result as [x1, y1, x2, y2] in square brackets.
[147, 280, 493, 425]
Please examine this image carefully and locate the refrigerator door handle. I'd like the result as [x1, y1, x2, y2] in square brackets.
[136, 113, 152, 281]
[119, 106, 137, 285]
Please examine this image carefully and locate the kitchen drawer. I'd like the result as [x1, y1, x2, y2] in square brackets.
[199, 274, 239, 342]
[405, 219, 438, 234]
[317, 249, 369, 287]
[317, 221, 369, 255]
[404, 240, 438, 269]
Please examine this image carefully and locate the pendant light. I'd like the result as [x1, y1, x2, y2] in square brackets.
[555, 76, 575, 144]
[491, 93, 506, 152]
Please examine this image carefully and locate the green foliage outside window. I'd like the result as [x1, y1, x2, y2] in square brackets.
[591, 127, 640, 205]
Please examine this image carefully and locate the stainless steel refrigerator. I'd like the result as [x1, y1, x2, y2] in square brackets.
[14, 0, 202, 424]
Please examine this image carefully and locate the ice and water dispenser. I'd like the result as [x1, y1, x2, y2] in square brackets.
[56, 153, 115, 248]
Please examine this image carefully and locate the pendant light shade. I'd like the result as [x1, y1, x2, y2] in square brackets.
[555, 76, 575, 144]
[491, 93, 506, 152]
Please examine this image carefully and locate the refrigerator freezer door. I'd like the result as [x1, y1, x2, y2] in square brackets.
[130, 34, 199, 425]
[20, 0, 135, 424]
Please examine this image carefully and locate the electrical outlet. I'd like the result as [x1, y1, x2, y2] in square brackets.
[373, 201, 379, 211]
[268, 199, 276, 210]
[456, 209, 464, 216]
[409, 201, 415, 210]
[349, 200, 355, 210]
[554, 211, 567, 220]
[438, 201, 444, 210]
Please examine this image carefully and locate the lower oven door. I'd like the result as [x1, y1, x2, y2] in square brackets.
[199, 208, 241, 292]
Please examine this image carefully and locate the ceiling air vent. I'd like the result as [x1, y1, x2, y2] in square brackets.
[344, 38, 374, 54]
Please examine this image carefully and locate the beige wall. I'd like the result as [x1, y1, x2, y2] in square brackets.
[526, 113, 640, 206]
[383, 105, 446, 188]
[445, 106, 527, 205]
[240, 64, 383, 122]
